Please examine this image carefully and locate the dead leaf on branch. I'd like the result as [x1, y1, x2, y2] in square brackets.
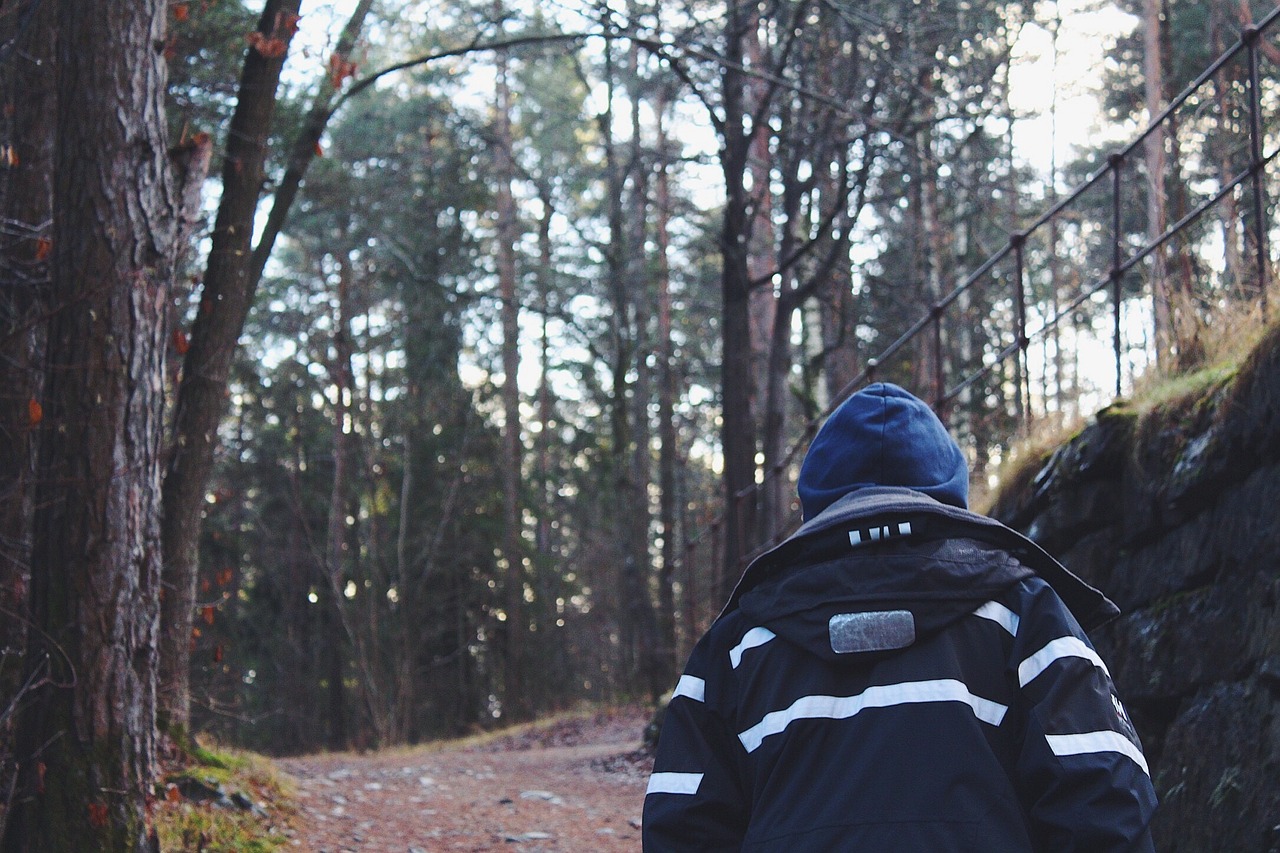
[246, 31, 288, 59]
[246, 9, 302, 58]
[328, 52, 358, 89]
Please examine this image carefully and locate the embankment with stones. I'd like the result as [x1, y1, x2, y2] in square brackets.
[988, 324, 1280, 852]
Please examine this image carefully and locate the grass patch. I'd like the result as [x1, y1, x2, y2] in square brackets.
[1127, 361, 1239, 424]
[984, 304, 1278, 506]
[155, 741, 296, 852]
[974, 410, 1088, 515]
[1125, 298, 1270, 415]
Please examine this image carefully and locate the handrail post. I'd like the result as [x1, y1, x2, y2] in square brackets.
[931, 303, 944, 408]
[1244, 26, 1270, 316]
[710, 518, 722, 615]
[684, 538, 697, 655]
[1110, 152, 1125, 398]
[1011, 232, 1029, 431]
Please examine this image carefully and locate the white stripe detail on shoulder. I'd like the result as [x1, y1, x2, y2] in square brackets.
[1018, 636, 1110, 687]
[737, 679, 1007, 753]
[1046, 730, 1150, 776]
[672, 674, 705, 703]
[729, 626, 776, 669]
[849, 521, 912, 547]
[646, 772, 704, 796]
[972, 600, 1020, 637]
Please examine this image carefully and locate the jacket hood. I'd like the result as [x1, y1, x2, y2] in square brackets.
[737, 532, 1034, 664]
[726, 488, 1119, 662]
[798, 383, 969, 519]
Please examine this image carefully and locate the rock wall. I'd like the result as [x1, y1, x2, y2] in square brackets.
[989, 325, 1280, 852]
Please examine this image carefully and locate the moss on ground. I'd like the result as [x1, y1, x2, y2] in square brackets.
[155, 742, 296, 852]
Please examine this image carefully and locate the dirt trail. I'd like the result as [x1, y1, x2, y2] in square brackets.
[276, 707, 654, 852]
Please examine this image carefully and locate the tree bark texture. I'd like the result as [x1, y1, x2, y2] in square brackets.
[3, 0, 175, 849]
[159, 0, 302, 733]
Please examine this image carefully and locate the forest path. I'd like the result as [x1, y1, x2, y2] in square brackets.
[275, 706, 653, 852]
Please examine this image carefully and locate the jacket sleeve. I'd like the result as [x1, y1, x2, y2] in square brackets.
[1011, 580, 1158, 852]
[642, 632, 748, 852]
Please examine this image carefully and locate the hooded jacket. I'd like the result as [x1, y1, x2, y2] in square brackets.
[643, 386, 1156, 852]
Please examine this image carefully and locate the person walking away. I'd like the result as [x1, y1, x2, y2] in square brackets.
[643, 382, 1156, 851]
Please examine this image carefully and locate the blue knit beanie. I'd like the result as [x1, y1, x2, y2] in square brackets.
[798, 382, 969, 519]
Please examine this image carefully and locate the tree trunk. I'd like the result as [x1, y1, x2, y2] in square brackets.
[819, 263, 860, 404]
[323, 260, 356, 751]
[760, 287, 795, 541]
[1209, 8, 1246, 291]
[1160, 0, 1200, 368]
[746, 27, 776, 452]
[1046, 5, 1065, 417]
[493, 34, 528, 722]
[719, 0, 760, 601]
[759, 140, 801, 542]
[159, 0, 303, 734]
[2, 0, 174, 848]
[915, 71, 946, 402]
[654, 88, 680, 680]
[622, 39, 664, 700]
[1142, 0, 1173, 370]
[534, 182, 557, 712]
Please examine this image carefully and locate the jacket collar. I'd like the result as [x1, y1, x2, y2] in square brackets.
[724, 487, 1119, 632]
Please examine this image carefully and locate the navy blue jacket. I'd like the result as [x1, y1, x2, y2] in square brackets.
[643, 488, 1157, 851]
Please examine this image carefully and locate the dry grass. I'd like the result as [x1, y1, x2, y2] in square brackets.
[981, 297, 1278, 508]
[973, 411, 1087, 515]
[1125, 298, 1272, 413]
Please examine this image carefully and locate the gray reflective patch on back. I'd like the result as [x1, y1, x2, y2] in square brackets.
[829, 610, 916, 654]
